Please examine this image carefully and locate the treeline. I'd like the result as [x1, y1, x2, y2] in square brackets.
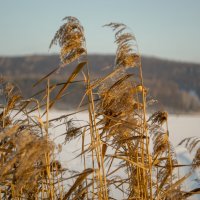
[0, 54, 200, 112]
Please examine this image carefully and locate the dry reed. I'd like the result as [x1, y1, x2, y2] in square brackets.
[0, 16, 199, 200]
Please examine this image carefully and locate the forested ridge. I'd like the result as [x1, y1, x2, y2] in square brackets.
[1, 54, 200, 112]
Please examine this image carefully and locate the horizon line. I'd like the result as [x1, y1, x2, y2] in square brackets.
[0, 53, 200, 65]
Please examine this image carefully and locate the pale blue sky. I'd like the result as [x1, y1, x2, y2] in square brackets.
[0, 0, 200, 63]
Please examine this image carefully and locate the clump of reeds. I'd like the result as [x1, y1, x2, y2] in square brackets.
[0, 78, 64, 199]
[0, 16, 199, 200]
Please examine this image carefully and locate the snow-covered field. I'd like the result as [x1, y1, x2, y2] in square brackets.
[167, 114, 200, 146]
[48, 110, 200, 199]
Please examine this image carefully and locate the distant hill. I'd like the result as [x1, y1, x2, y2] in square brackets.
[0, 54, 200, 113]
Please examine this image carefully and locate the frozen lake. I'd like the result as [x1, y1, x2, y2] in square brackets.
[49, 110, 200, 149]
[167, 114, 200, 146]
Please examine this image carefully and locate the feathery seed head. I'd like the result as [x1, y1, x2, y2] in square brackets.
[50, 16, 86, 65]
[104, 23, 140, 68]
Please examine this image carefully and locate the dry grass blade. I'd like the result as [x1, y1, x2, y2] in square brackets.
[107, 155, 148, 170]
[33, 66, 60, 87]
[32, 80, 84, 98]
[102, 143, 107, 160]
[87, 66, 123, 92]
[62, 168, 94, 200]
[48, 61, 86, 110]
[72, 182, 93, 200]
[161, 172, 192, 198]
[183, 188, 200, 198]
